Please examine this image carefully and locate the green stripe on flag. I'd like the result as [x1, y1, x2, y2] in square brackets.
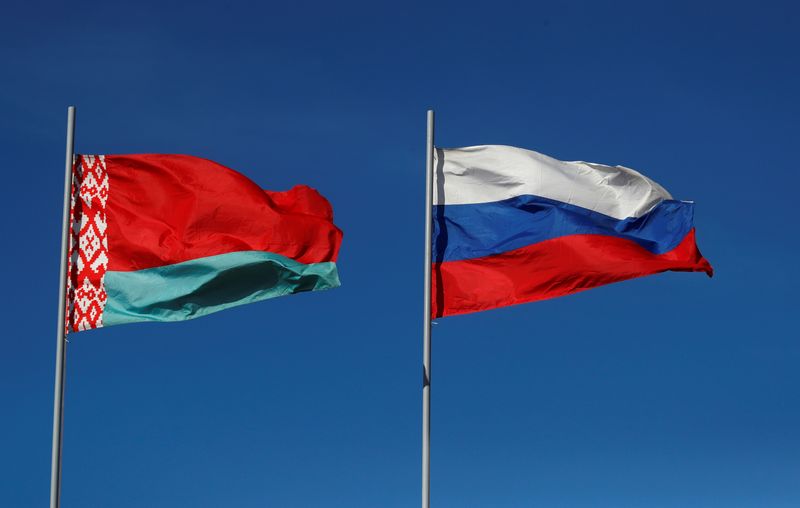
[103, 250, 339, 327]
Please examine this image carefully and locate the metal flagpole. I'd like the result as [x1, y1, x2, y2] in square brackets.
[421, 109, 434, 508]
[50, 105, 75, 508]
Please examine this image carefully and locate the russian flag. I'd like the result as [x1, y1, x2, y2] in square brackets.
[431, 145, 712, 318]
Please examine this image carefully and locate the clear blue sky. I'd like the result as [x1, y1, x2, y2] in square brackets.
[2, 1, 798, 507]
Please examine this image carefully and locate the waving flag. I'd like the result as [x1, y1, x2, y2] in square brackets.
[431, 145, 712, 317]
[66, 154, 342, 332]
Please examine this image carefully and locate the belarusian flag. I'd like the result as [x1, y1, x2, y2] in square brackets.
[66, 154, 342, 332]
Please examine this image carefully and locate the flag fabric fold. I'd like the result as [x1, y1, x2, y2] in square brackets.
[432, 145, 712, 318]
[66, 154, 342, 332]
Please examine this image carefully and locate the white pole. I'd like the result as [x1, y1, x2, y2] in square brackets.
[421, 109, 434, 508]
[50, 106, 75, 508]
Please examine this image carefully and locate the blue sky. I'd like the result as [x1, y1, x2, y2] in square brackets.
[2, 1, 799, 506]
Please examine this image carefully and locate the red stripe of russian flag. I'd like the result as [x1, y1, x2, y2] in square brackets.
[433, 229, 712, 318]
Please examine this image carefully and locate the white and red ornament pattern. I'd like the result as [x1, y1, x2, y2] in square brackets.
[66, 155, 109, 332]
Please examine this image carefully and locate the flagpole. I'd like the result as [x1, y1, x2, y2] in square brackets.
[50, 105, 75, 508]
[422, 109, 434, 508]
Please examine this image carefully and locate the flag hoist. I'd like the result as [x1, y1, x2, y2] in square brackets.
[421, 110, 435, 508]
[50, 106, 75, 508]
[420, 111, 712, 507]
[49, 107, 343, 508]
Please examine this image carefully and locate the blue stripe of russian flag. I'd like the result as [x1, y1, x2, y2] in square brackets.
[433, 195, 695, 263]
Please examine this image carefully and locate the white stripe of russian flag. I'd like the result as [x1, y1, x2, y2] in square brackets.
[433, 145, 672, 219]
